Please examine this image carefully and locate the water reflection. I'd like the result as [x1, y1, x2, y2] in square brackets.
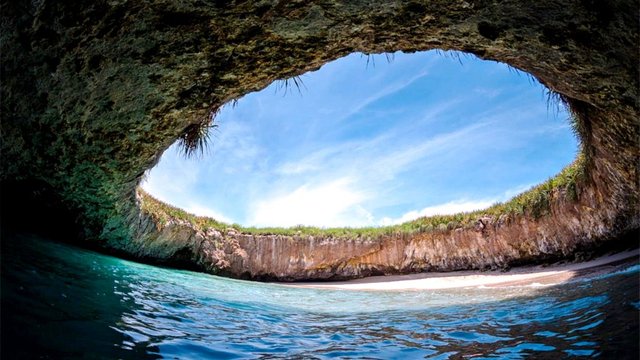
[2, 234, 638, 359]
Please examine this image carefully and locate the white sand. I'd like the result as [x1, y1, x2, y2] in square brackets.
[284, 249, 639, 291]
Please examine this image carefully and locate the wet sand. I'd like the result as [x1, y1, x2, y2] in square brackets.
[285, 249, 639, 291]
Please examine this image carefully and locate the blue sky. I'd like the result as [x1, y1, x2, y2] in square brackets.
[142, 51, 577, 228]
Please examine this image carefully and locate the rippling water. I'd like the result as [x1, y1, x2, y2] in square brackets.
[2, 233, 638, 359]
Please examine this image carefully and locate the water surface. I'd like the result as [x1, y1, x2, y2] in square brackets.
[2, 234, 638, 358]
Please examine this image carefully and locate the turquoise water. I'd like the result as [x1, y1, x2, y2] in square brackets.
[2, 234, 638, 359]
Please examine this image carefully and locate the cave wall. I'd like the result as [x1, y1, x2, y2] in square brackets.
[1, 0, 638, 279]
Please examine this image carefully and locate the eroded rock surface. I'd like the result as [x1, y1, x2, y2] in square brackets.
[128, 181, 637, 281]
[1, 0, 638, 280]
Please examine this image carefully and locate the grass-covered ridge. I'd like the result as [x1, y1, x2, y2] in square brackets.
[139, 154, 586, 238]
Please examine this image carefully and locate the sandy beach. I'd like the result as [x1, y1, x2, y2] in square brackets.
[285, 249, 639, 291]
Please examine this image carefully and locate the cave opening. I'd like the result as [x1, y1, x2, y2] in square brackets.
[142, 50, 578, 230]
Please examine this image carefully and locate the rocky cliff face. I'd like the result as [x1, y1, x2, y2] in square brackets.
[1, 0, 638, 280]
[126, 171, 637, 281]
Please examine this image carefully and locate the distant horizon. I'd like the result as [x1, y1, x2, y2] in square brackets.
[142, 50, 578, 228]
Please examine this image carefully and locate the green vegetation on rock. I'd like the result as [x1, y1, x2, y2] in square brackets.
[139, 153, 587, 238]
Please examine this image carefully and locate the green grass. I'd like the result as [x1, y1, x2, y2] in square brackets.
[138, 153, 587, 238]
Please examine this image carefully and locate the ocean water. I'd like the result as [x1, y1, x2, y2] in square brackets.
[1, 233, 638, 359]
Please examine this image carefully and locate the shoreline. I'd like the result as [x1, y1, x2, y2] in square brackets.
[282, 249, 639, 291]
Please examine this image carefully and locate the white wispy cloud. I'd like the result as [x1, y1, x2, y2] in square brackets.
[378, 183, 537, 226]
[337, 64, 433, 122]
[274, 136, 384, 176]
[251, 120, 499, 227]
[183, 203, 234, 224]
[248, 180, 536, 228]
[274, 101, 479, 181]
[379, 199, 497, 226]
[140, 144, 200, 200]
[248, 177, 373, 228]
[276, 162, 320, 175]
[472, 87, 502, 98]
[502, 183, 536, 198]
[367, 121, 490, 181]
[213, 120, 263, 174]
[274, 146, 341, 175]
